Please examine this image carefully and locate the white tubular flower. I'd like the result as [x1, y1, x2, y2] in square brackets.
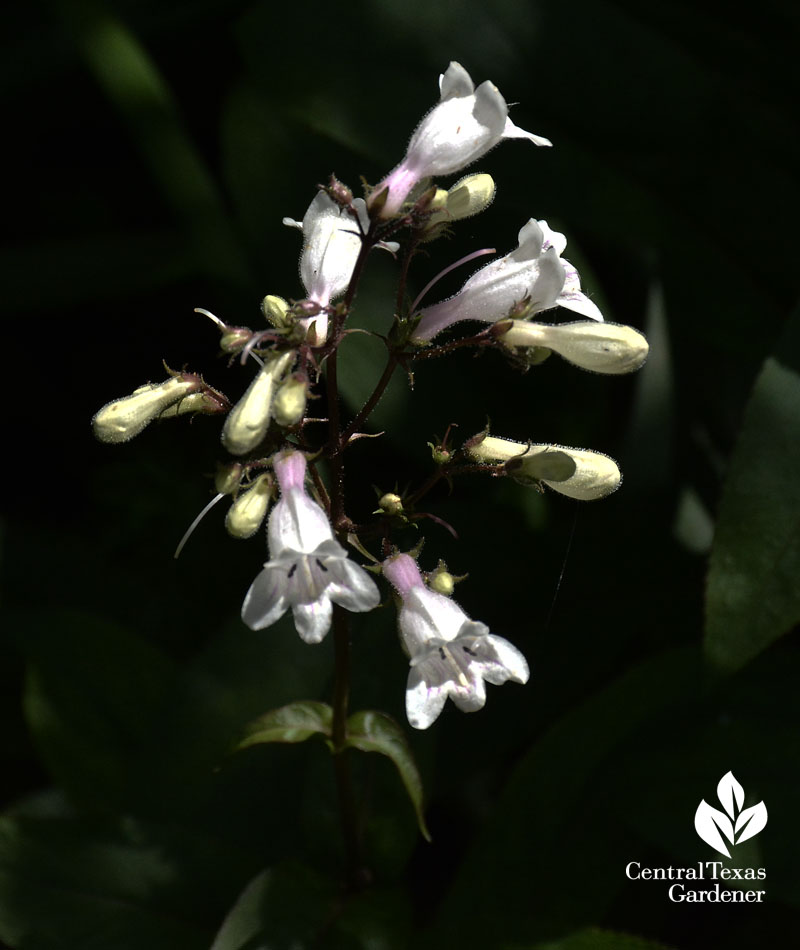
[469, 435, 621, 501]
[221, 351, 294, 456]
[283, 193, 398, 344]
[241, 450, 380, 643]
[382, 553, 529, 730]
[92, 374, 202, 443]
[373, 62, 551, 217]
[283, 193, 367, 345]
[499, 320, 649, 374]
[413, 219, 602, 342]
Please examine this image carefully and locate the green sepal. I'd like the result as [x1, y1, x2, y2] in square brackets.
[235, 701, 333, 751]
[344, 710, 431, 841]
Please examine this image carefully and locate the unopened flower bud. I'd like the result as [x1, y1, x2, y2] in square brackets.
[92, 374, 202, 444]
[427, 442, 452, 465]
[325, 175, 353, 208]
[426, 174, 495, 230]
[261, 295, 292, 328]
[377, 493, 404, 516]
[500, 320, 649, 374]
[225, 473, 273, 539]
[159, 387, 230, 418]
[428, 566, 455, 596]
[221, 351, 294, 455]
[215, 462, 243, 495]
[271, 374, 308, 428]
[220, 327, 254, 353]
[468, 435, 621, 500]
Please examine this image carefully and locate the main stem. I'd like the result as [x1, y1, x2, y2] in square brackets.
[325, 213, 381, 892]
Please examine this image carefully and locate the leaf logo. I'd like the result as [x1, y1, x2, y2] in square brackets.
[694, 771, 768, 858]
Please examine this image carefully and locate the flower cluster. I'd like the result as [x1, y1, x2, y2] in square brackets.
[92, 62, 648, 742]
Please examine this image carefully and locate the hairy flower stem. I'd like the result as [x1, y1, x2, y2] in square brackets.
[331, 603, 367, 890]
[342, 351, 399, 444]
[324, 218, 381, 891]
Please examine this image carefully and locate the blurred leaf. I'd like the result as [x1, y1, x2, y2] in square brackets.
[345, 710, 430, 842]
[530, 927, 676, 950]
[705, 306, 800, 671]
[208, 862, 337, 950]
[0, 816, 211, 950]
[55, 0, 253, 290]
[18, 609, 175, 812]
[235, 701, 333, 750]
[209, 869, 270, 950]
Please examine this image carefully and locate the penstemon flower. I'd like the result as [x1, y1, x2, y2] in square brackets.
[372, 61, 551, 217]
[283, 193, 367, 345]
[383, 553, 529, 729]
[413, 219, 602, 342]
[242, 450, 380, 643]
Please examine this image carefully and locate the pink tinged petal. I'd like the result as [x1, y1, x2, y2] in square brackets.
[382, 552, 424, 596]
[241, 565, 289, 630]
[537, 220, 567, 256]
[557, 287, 604, 322]
[273, 449, 307, 492]
[292, 596, 333, 644]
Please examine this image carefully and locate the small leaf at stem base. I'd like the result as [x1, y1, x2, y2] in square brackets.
[234, 701, 333, 751]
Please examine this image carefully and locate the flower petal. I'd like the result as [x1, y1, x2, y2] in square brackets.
[292, 596, 333, 644]
[241, 564, 289, 630]
[327, 557, 381, 613]
[268, 490, 333, 555]
[406, 667, 449, 729]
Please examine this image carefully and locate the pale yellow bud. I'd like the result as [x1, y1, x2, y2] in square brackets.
[214, 462, 243, 495]
[224, 474, 273, 539]
[427, 174, 495, 228]
[158, 389, 228, 418]
[271, 375, 308, 427]
[429, 568, 454, 596]
[500, 320, 649, 375]
[92, 375, 201, 444]
[468, 435, 621, 501]
[261, 295, 291, 328]
[221, 351, 294, 455]
[378, 493, 404, 516]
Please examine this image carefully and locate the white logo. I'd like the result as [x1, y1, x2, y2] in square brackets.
[695, 771, 768, 858]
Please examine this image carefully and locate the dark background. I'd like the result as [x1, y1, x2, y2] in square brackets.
[2, 1, 798, 947]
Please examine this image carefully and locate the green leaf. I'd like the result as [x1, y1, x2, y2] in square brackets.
[530, 927, 677, 950]
[705, 306, 800, 671]
[209, 869, 270, 950]
[235, 701, 333, 750]
[207, 862, 337, 950]
[0, 816, 212, 950]
[17, 609, 175, 812]
[344, 710, 431, 842]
